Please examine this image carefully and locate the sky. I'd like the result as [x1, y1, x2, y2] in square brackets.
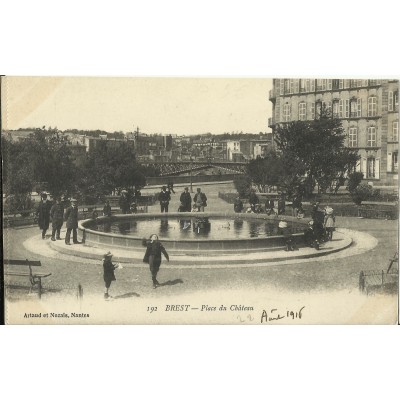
[2, 77, 273, 135]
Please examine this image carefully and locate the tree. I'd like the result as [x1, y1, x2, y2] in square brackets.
[274, 109, 359, 198]
[77, 142, 148, 203]
[246, 150, 282, 193]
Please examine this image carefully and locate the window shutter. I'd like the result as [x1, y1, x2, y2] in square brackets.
[357, 98, 362, 117]
[387, 153, 393, 172]
[388, 91, 393, 111]
[356, 160, 361, 172]
[361, 158, 367, 174]
[345, 99, 350, 118]
[375, 159, 380, 179]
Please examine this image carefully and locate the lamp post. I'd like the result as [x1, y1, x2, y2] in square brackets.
[190, 157, 193, 193]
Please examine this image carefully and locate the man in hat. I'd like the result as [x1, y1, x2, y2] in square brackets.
[50, 197, 64, 241]
[119, 190, 130, 214]
[64, 199, 79, 245]
[159, 186, 171, 213]
[193, 187, 207, 212]
[179, 187, 192, 212]
[36, 192, 52, 239]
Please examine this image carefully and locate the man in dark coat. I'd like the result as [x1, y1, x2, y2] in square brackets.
[142, 234, 169, 288]
[159, 186, 171, 213]
[50, 197, 64, 241]
[179, 187, 192, 212]
[36, 192, 52, 239]
[119, 190, 130, 214]
[234, 196, 244, 213]
[248, 189, 259, 213]
[64, 199, 79, 245]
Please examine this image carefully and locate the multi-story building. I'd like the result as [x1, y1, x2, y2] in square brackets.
[268, 79, 399, 187]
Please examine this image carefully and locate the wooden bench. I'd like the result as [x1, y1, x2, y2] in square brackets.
[4, 259, 51, 299]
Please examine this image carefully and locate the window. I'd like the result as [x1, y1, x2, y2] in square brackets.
[298, 102, 307, 121]
[368, 96, 377, 117]
[350, 98, 362, 118]
[367, 157, 376, 179]
[293, 79, 300, 93]
[339, 79, 344, 89]
[280, 79, 284, 95]
[323, 101, 332, 116]
[367, 126, 377, 147]
[284, 79, 290, 94]
[290, 79, 294, 94]
[300, 79, 306, 92]
[327, 80, 333, 90]
[317, 79, 326, 91]
[393, 152, 398, 172]
[393, 121, 399, 142]
[316, 101, 322, 118]
[283, 103, 291, 122]
[348, 128, 358, 147]
[332, 79, 340, 90]
[333, 101, 340, 118]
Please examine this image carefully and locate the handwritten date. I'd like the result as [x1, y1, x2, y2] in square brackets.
[261, 306, 305, 323]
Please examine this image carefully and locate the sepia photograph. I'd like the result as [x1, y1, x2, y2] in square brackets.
[2, 76, 399, 324]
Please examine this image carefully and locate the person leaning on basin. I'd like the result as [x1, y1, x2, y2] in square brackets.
[64, 199, 80, 245]
[193, 188, 207, 212]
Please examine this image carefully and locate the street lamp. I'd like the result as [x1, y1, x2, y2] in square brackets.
[190, 157, 193, 193]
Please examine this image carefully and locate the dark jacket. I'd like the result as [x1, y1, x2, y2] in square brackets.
[159, 190, 171, 204]
[103, 204, 112, 217]
[142, 240, 169, 263]
[50, 203, 64, 224]
[64, 205, 79, 229]
[248, 193, 259, 205]
[234, 198, 244, 213]
[37, 200, 52, 230]
[103, 259, 116, 282]
[193, 192, 207, 207]
[119, 195, 130, 213]
[180, 191, 192, 211]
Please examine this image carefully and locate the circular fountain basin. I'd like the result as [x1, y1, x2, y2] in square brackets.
[78, 212, 309, 255]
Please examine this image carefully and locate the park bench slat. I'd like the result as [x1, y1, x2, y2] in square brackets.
[4, 259, 42, 267]
[5, 271, 52, 278]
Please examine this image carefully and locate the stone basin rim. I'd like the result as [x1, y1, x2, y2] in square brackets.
[78, 212, 309, 243]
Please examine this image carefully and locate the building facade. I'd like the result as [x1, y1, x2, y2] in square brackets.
[268, 79, 399, 187]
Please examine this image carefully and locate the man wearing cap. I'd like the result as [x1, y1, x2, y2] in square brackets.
[64, 199, 79, 245]
[50, 197, 64, 241]
[179, 187, 192, 212]
[159, 186, 171, 213]
[36, 192, 52, 239]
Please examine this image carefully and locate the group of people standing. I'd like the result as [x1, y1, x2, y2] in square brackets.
[304, 202, 336, 250]
[36, 193, 80, 245]
[158, 185, 208, 213]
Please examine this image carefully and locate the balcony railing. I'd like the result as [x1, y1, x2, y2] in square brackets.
[350, 112, 361, 118]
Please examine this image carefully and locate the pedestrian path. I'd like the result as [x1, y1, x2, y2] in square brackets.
[24, 227, 355, 268]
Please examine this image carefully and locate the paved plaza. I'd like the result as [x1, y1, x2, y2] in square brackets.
[3, 182, 399, 324]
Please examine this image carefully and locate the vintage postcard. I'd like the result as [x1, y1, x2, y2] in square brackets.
[1, 76, 399, 324]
